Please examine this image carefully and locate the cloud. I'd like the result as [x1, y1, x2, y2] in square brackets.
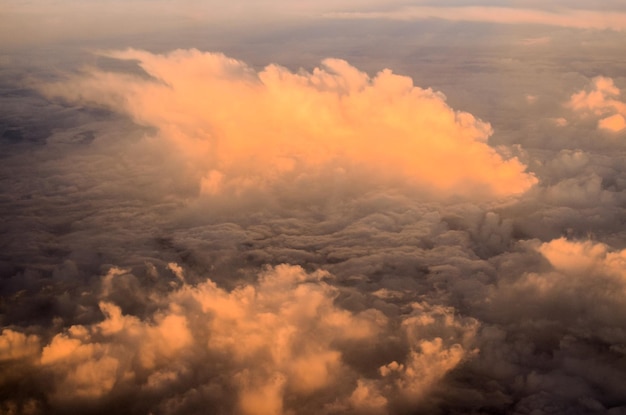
[455, 237, 626, 413]
[519, 36, 551, 46]
[4, 0, 626, 50]
[0, 264, 478, 414]
[0, 330, 40, 362]
[326, 6, 626, 31]
[38, 49, 535, 199]
[3, 30, 626, 415]
[568, 77, 625, 115]
[568, 76, 626, 133]
[599, 113, 626, 132]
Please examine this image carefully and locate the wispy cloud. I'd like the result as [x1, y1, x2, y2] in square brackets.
[327, 6, 626, 31]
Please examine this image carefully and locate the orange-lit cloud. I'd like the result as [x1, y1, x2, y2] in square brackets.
[1, 264, 477, 414]
[0, 330, 40, 362]
[39, 49, 536, 199]
[538, 238, 626, 279]
[568, 76, 626, 132]
[599, 113, 626, 132]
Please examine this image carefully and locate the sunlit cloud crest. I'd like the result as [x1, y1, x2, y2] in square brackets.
[40, 49, 536, 199]
[568, 77, 626, 133]
[0, 264, 478, 414]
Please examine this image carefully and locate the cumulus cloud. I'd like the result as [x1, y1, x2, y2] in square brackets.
[477, 238, 626, 412]
[492, 238, 626, 331]
[38, 49, 535, 199]
[0, 330, 40, 362]
[599, 113, 626, 132]
[6, 193, 625, 414]
[568, 76, 626, 133]
[0, 264, 478, 414]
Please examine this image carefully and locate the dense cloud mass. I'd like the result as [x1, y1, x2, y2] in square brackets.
[1, 32, 626, 415]
[38, 49, 535, 198]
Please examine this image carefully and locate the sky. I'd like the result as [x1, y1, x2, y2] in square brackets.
[1, 1, 626, 414]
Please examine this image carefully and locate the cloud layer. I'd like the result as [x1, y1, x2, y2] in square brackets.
[2, 47, 626, 414]
[327, 6, 626, 31]
[4, 0, 626, 49]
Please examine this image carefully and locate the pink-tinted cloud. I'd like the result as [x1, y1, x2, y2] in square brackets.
[327, 6, 626, 31]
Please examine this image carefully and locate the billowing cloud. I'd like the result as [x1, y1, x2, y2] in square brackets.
[0, 330, 40, 362]
[0, 264, 478, 414]
[599, 113, 626, 132]
[568, 76, 626, 133]
[478, 238, 626, 412]
[38, 49, 535, 199]
[492, 238, 626, 332]
[8, 214, 626, 414]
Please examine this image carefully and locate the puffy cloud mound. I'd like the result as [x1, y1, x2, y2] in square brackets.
[0, 264, 478, 415]
[479, 238, 626, 413]
[493, 238, 626, 338]
[568, 76, 626, 133]
[39, 49, 535, 198]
